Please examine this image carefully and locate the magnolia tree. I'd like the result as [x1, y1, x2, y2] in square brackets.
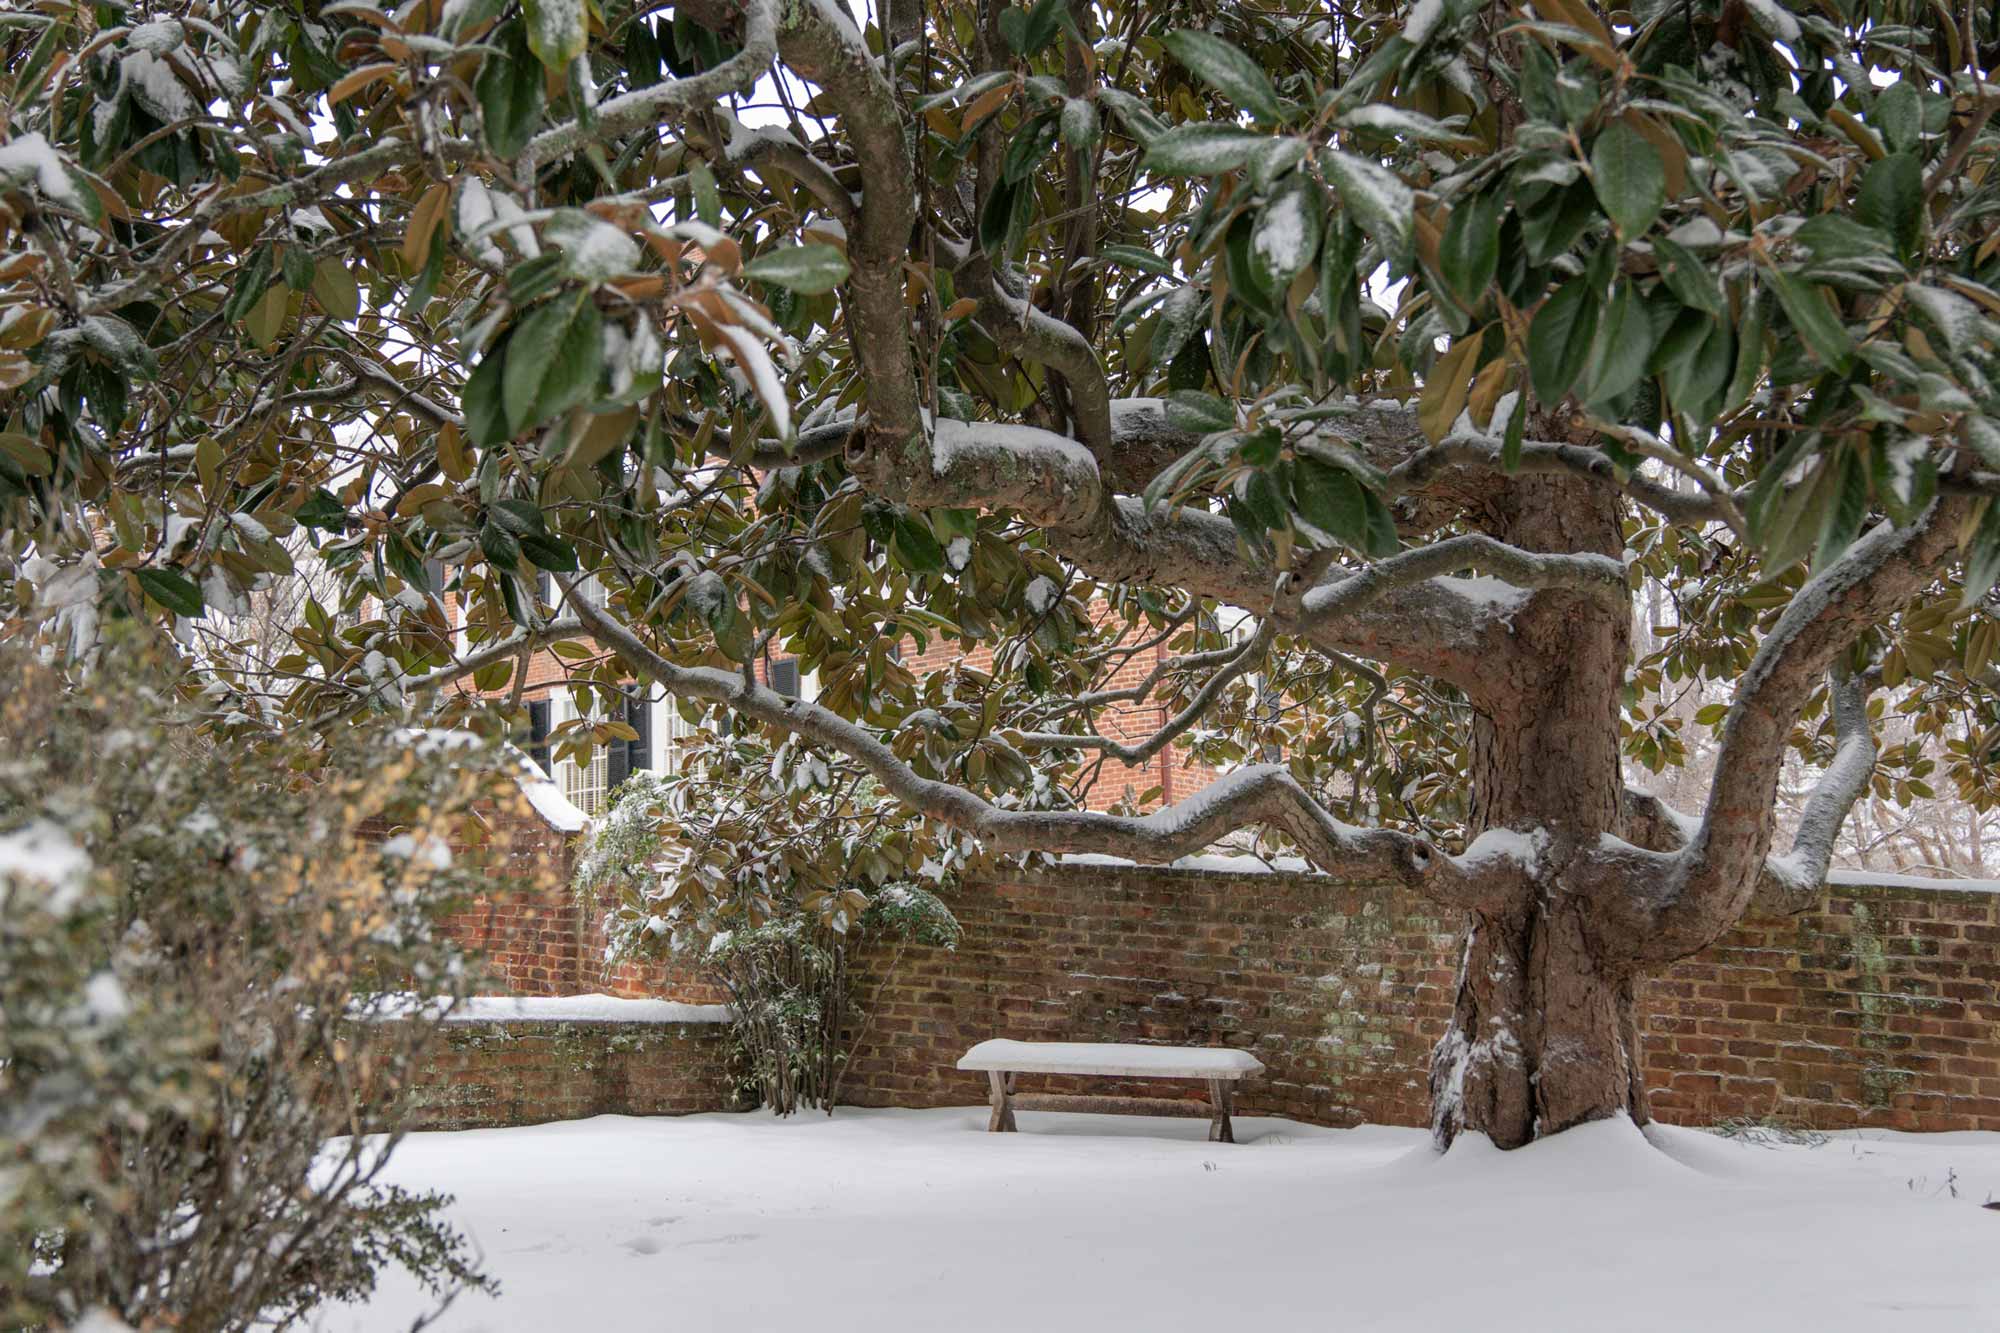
[4, 0, 2000, 1149]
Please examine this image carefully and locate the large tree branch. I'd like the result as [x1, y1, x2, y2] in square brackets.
[1293, 534, 1628, 629]
[558, 579, 1520, 907]
[1598, 502, 1969, 962]
[773, 0, 923, 447]
[859, 415, 1563, 695]
[1618, 667, 1877, 917]
[1756, 666, 1878, 912]
[1064, 395, 1739, 527]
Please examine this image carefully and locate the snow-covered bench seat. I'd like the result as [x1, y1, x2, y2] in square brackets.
[957, 1039, 1264, 1143]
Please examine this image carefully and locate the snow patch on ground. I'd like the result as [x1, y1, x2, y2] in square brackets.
[314, 1108, 2000, 1332]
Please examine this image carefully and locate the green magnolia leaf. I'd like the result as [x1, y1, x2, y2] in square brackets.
[1590, 119, 1667, 238]
[1855, 153, 1923, 255]
[1652, 235, 1725, 318]
[1764, 269, 1853, 372]
[136, 567, 204, 617]
[295, 488, 348, 532]
[1164, 391, 1234, 434]
[476, 28, 546, 158]
[1873, 81, 1922, 155]
[1293, 456, 1367, 547]
[978, 179, 1018, 257]
[479, 520, 522, 571]
[490, 498, 546, 537]
[520, 532, 579, 572]
[1816, 447, 1868, 566]
[744, 244, 852, 295]
[1528, 277, 1599, 404]
[1321, 151, 1413, 258]
[464, 340, 510, 446]
[503, 293, 603, 435]
[310, 261, 360, 321]
[1162, 30, 1289, 124]
[1143, 124, 1267, 176]
[523, 0, 586, 74]
[1059, 97, 1099, 151]
[1249, 175, 1321, 293]
[1002, 112, 1059, 183]
[224, 247, 273, 324]
[1441, 187, 1503, 304]
[1960, 501, 2000, 609]
[1583, 283, 1656, 407]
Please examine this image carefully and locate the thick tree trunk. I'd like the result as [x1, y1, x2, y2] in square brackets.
[1430, 472, 1641, 1150]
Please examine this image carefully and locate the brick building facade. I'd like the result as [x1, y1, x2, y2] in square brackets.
[454, 580, 1223, 820]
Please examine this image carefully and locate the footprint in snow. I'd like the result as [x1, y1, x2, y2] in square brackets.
[622, 1236, 664, 1255]
[679, 1232, 760, 1248]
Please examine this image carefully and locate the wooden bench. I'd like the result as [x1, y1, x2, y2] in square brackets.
[957, 1039, 1265, 1143]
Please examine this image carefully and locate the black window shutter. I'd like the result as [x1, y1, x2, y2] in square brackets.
[626, 695, 652, 772]
[770, 658, 800, 698]
[607, 715, 630, 791]
[527, 699, 552, 774]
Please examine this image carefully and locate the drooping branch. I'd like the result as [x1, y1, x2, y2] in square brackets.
[557, 577, 1521, 908]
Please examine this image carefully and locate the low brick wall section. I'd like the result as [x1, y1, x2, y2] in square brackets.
[398, 1017, 736, 1131]
[833, 864, 2000, 1134]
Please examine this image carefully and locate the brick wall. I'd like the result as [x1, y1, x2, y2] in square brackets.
[396, 1018, 737, 1131]
[831, 865, 2000, 1134]
[434, 799, 2000, 1133]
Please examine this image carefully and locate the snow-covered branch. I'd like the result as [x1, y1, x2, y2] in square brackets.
[1294, 534, 1628, 629]
[560, 580, 1520, 908]
[521, 0, 778, 169]
[1614, 503, 1968, 961]
[1749, 665, 1880, 910]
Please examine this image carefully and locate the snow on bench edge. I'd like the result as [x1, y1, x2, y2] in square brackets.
[957, 1038, 1264, 1079]
[366, 994, 732, 1025]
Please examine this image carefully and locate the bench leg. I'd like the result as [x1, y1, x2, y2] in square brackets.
[1207, 1079, 1235, 1144]
[987, 1071, 1017, 1132]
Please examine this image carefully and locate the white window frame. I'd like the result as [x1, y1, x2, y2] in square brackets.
[550, 693, 610, 816]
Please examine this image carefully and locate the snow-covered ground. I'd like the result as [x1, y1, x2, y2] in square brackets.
[316, 1109, 2000, 1332]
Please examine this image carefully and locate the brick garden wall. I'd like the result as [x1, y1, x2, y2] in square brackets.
[434, 804, 1999, 1133]
[396, 1018, 736, 1131]
[832, 864, 2000, 1134]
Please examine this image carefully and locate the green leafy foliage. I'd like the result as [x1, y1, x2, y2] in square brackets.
[576, 741, 961, 1115]
[0, 638, 510, 1328]
[1, 0, 1998, 891]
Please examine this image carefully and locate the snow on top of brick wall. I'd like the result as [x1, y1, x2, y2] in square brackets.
[1826, 868, 2000, 896]
[1058, 853, 2000, 895]
[367, 993, 731, 1024]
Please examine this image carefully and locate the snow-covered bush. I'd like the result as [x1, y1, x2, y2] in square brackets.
[0, 639, 528, 1329]
[576, 727, 959, 1114]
